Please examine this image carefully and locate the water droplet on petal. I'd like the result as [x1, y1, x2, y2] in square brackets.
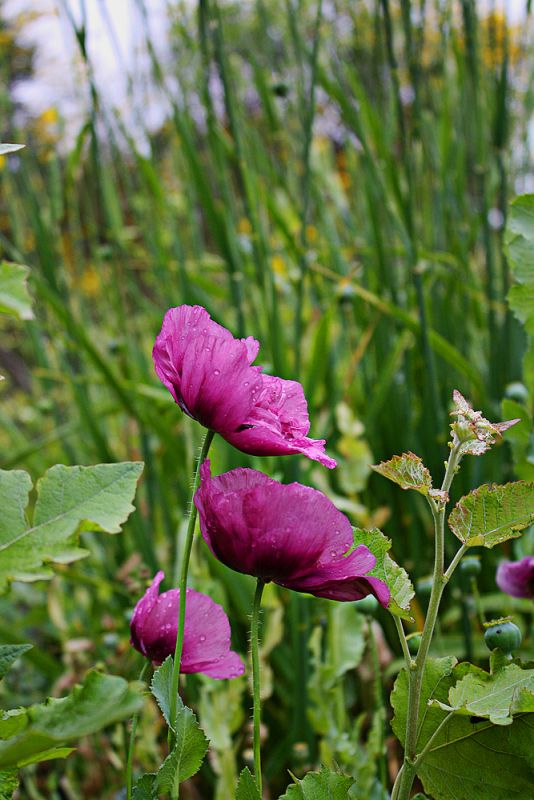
[199, 634, 206, 643]
[214, 369, 221, 376]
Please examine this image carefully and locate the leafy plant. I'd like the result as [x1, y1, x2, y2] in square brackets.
[0, 461, 143, 592]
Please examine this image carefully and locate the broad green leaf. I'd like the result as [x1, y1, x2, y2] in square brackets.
[0, 645, 32, 681]
[0, 462, 143, 593]
[0, 670, 144, 769]
[0, 144, 24, 155]
[279, 766, 356, 799]
[448, 482, 534, 548]
[0, 262, 33, 320]
[353, 528, 414, 620]
[235, 767, 261, 799]
[16, 747, 75, 767]
[371, 452, 432, 495]
[391, 657, 534, 799]
[151, 656, 176, 729]
[132, 773, 156, 799]
[155, 703, 208, 793]
[0, 771, 18, 800]
[431, 661, 534, 726]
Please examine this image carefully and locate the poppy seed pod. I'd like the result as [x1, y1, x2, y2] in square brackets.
[130, 571, 244, 679]
[194, 461, 390, 605]
[152, 305, 336, 468]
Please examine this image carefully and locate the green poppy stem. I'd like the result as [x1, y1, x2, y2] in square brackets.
[251, 578, 266, 795]
[168, 429, 215, 754]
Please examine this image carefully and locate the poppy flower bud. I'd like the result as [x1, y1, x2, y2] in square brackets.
[130, 572, 244, 679]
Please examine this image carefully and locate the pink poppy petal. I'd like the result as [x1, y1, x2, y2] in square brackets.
[224, 375, 336, 468]
[188, 651, 245, 680]
[496, 557, 534, 599]
[195, 465, 388, 606]
[129, 572, 243, 678]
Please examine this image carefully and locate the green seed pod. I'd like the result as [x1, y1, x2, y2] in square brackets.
[407, 632, 422, 655]
[354, 595, 379, 615]
[484, 619, 522, 654]
[460, 556, 482, 577]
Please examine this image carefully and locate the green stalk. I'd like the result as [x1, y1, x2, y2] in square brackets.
[126, 661, 150, 800]
[251, 578, 266, 795]
[168, 429, 216, 754]
[391, 444, 463, 799]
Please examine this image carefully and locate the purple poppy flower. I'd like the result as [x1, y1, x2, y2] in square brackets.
[194, 461, 390, 605]
[152, 305, 335, 468]
[496, 557, 534, 599]
[130, 571, 245, 679]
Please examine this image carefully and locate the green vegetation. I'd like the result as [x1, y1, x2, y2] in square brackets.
[1, 1, 533, 797]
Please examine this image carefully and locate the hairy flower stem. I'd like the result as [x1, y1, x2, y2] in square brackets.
[251, 578, 266, 795]
[125, 661, 150, 800]
[168, 429, 215, 761]
[392, 445, 463, 800]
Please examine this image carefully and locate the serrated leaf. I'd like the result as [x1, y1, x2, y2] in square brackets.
[0, 462, 143, 593]
[155, 703, 208, 793]
[431, 661, 534, 726]
[0, 771, 18, 800]
[132, 773, 156, 799]
[448, 482, 534, 548]
[151, 656, 179, 729]
[0, 670, 144, 769]
[391, 657, 534, 799]
[0, 645, 32, 681]
[0, 144, 24, 155]
[353, 528, 414, 620]
[0, 262, 33, 320]
[371, 452, 432, 495]
[235, 767, 261, 799]
[279, 766, 356, 799]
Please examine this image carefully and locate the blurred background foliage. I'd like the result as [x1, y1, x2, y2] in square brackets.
[0, 0, 533, 797]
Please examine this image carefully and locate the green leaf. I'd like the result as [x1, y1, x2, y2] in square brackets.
[0, 645, 32, 681]
[371, 452, 432, 495]
[391, 657, 534, 799]
[151, 656, 177, 729]
[16, 747, 75, 767]
[279, 766, 356, 799]
[353, 528, 414, 620]
[235, 767, 261, 799]
[0, 462, 143, 593]
[0, 670, 144, 769]
[0, 771, 18, 800]
[0, 144, 24, 156]
[154, 703, 209, 793]
[448, 482, 534, 548]
[431, 661, 534, 726]
[0, 262, 33, 320]
[132, 773, 156, 799]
